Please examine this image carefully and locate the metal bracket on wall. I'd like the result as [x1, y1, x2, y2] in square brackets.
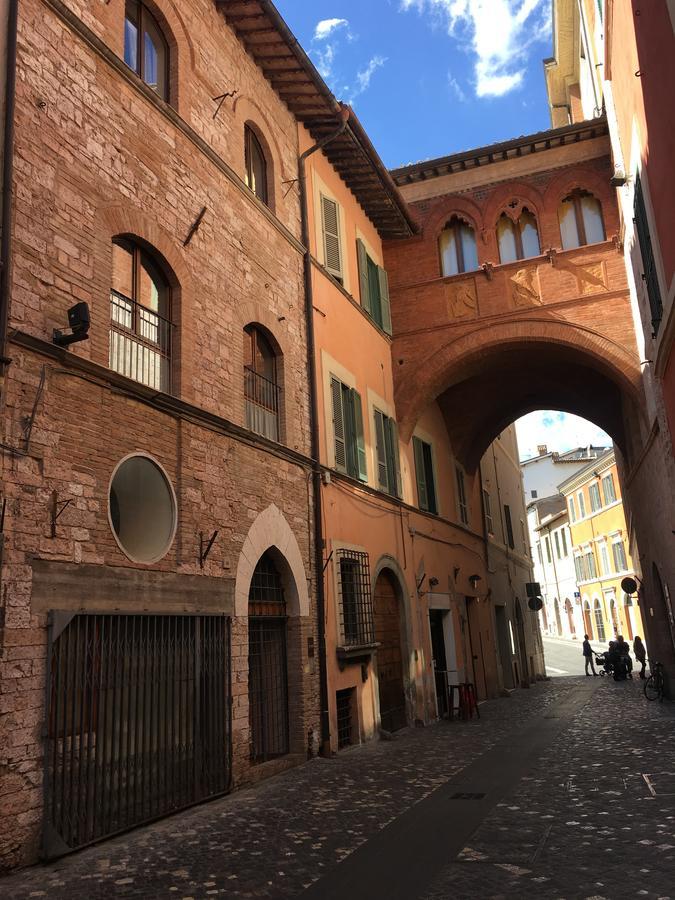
[199, 530, 219, 569]
[50, 490, 72, 538]
[212, 89, 238, 119]
[183, 206, 208, 247]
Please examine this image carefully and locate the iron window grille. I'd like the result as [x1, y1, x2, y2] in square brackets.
[336, 549, 374, 648]
[110, 290, 172, 392]
[248, 553, 289, 763]
[244, 366, 281, 441]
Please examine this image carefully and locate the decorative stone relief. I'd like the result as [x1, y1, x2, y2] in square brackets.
[577, 261, 608, 295]
[509, 267, 542, 308]
[446, 279, 478, 319]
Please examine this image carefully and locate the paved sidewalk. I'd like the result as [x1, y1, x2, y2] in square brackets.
[1, 676, 673, 899]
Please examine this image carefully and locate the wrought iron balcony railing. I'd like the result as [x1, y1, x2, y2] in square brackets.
[110, 290, 172, 392]
[244, 366, 280, 442]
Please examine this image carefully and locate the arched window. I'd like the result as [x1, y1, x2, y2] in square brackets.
[244, 325, 280, 441]
[110, 238, 172, 391]
[124, 1, 169, 101]
[245, 125, 269, 205]
[558, 190, 605, 249]
[248, 551, 289, 762]
[496, 209, 540, 263]
[593, 598, 606, 641]
[439, 216, 478, 276]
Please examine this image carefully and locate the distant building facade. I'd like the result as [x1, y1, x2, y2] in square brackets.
[528, 496, 579, 639]
[560, 449, 644, 644]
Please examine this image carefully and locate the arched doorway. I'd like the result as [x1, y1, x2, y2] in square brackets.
[583, 599, 593, 638]
[593, 598, 606, 642]
[373, 569, 406, 732]
[565, 598, 575, 636]
[554, 598, 563, 635]
[248, 551, 289, 762]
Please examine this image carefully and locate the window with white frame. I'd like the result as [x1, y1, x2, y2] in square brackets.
[568, 496, 577, 522]
[599, 541, 611, 576]
[456, 466, 469, 525]
[373, 409, 400, 497]
[561, 528, 569, 557]
[574, 554, 584, 582]
[554, 531, 561, 559]
[612, 538, 628, 572]
[330, 376, 367, 481]
[545, 535, 552, 563]
[537, 541, 543, 565]
[602, 473, 616, 505]
[577, 490, 587, 518]
[320, 194, 344, 284]
[584, 547, 597, 579]
[589, 482, 602, 512]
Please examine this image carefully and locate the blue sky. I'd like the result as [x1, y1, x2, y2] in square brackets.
[273, 1, 612, 460]
[275, 0, 555, 168]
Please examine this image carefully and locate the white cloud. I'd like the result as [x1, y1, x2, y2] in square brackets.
[401, 0, 551, 98]
[448, 72, 467, 102]
[352, 55, 387, 98]
[314, 18, 350, 41]
[315, 43, 336, 79]
[515, 411, 611, 462]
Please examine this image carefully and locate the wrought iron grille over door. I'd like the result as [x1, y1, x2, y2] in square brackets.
[43, 613, 231, 859]
[248, 552, 289, 762]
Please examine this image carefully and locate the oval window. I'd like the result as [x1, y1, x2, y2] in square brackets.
[109, 454, 176, 563]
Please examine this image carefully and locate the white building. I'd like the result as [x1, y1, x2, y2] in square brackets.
[521, 444, 609, 505]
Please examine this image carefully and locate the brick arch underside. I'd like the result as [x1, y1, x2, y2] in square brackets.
[395, 321, 643, 470]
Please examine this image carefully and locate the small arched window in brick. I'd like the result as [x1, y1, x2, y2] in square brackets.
[245, 125, 269, 206]
[244, 324, 281, 441]
[439, 216, 479, 276]
[124, 1, 169, 102]
[496, 208, 541, 263]
[558, 190, 606, 249]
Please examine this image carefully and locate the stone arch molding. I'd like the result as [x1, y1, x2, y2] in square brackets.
[235, 504, 309, 618]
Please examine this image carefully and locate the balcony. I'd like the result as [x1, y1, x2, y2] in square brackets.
[244, 366, 280, 442]
[110, 290, 172, 392]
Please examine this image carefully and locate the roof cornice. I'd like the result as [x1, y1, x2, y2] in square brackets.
[390, 117, 609, 186]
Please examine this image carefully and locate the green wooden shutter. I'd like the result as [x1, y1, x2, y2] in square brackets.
[374, 410, 388, 490]
[352, 389, 368, 482]
[423, 442, 437, 514]
[330, 376, 346, 471]
[413, 437, 429, 511]
[321, 195, 342, 281]
[378, 266, 392, 335]
[633, 175, 663, 333]
[343, 386, 358, 478]
[384, 417, 401, 497]
[356, 239, 370, 313]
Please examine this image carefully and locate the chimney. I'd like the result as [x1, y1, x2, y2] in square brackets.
[537, 444, 547, 456]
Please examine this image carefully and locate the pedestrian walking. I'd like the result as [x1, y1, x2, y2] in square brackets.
[633, 635, 647, 679]
[583, 634, 598, 676]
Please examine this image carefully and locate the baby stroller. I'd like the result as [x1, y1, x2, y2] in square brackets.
[596, 649, 629, 680]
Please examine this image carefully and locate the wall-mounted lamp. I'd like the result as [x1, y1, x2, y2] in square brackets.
[468, 574, 482, 588]
[453, 567, 460, 581]
[429, 577, 439, 588]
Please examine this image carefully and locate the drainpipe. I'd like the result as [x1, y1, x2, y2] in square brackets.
[0, 0, 18, 394]
[298, 105, 350, 757]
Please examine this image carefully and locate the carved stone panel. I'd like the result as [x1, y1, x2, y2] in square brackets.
[577, 261, 608, 295]
[509, 266, 542, 308]
[446, 278, 478, 319]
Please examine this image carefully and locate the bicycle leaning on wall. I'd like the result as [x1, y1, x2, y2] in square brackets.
[644, 661, 665, 702]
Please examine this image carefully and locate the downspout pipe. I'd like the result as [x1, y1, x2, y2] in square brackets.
[0, 0, 18, 389]
[298, 105, 350, 757]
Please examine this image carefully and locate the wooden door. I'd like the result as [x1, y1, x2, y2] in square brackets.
[374, 571, 406, 732]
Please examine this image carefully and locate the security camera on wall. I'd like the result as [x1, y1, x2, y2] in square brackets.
[53, 302, 90, 348]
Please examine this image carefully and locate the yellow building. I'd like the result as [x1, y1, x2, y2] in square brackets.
[559, 449, 644, 645]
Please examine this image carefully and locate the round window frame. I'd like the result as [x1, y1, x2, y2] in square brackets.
[107, 451, 178, 564]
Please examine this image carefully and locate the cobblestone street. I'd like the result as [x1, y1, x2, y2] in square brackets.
[1, 675, 674, 900]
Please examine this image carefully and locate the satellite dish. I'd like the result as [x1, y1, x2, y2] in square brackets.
[621, 576, 638, 595]
[528, 596, 543, 612]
